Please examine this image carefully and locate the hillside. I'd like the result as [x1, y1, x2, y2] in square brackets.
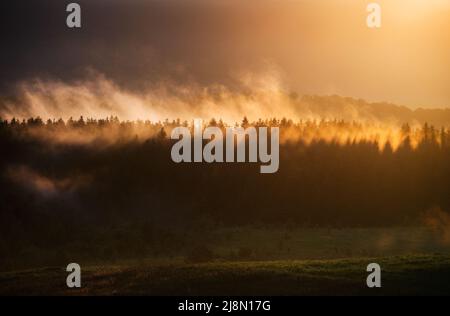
[295, 95, 450, 127]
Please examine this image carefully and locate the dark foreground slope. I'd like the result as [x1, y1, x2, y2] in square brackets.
[1, 254, 450, 296]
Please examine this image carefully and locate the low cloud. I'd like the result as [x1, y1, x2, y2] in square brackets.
[423, 207, 450, 245]
[2, 72, 449, 127]
[5, 165, 90, 198]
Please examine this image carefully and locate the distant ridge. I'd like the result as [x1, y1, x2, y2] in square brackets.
[294, 95, 450, 127]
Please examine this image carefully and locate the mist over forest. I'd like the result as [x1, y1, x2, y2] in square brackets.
[1, 76, 449, 126]
[1, 0, 450, 296]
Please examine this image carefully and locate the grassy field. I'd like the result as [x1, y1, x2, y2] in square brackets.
[1, 226, 450, 295]
[1, 254, 450, 295]
[209, 226, 450, 260]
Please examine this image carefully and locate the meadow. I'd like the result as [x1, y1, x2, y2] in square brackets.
[1, 226, 450, 295]
[1, 254, 450, 295]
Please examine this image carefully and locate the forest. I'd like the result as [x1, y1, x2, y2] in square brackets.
[0, 116, 449, 270]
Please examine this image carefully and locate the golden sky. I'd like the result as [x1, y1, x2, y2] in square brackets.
[226, 0, 450, 108]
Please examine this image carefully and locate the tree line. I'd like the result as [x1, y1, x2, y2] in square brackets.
[0, 116, 449, 269]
